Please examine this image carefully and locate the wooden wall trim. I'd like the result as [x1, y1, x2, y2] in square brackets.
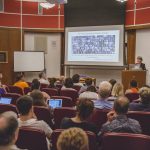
[125, 24, 150, 30]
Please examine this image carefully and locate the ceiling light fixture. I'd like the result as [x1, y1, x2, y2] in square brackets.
[40, 2, 55, 9]
[116, 0, 127, 3]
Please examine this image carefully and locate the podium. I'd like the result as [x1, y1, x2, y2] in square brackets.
[122, 70, 146, 91]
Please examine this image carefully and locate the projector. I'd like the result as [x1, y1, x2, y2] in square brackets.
[46, 0, 67, 4]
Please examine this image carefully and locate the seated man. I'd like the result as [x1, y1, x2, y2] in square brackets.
[130, 87, 150, 111]
[60, 98, 98, 135]
[101, 96, 142, 134]
[16, 96, 53, 140]
[39, 72, 49, 85]
[125, 80, 139, 94]
[0, 111, 25, 150]
[57, 128, 89, 150]
[72, 74, 83, 87]
[93, 81, 113, 109]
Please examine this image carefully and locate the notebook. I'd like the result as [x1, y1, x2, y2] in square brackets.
[48, 99, 62, 109]
[0, 97, 12, 104]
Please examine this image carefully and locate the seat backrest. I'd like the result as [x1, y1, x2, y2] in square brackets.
[54, 107, 76, 129]
[16, 127, 49, 150]
[51, 96, 73, 107]
[125, 93, 139, 102]
[40, 83, 48, 90]
[0, 104, 18, 114]
[127, 111, 150, 135]
[2, 93, 21, 105]
[101, 132, 150, 150]
[73, 85, 82, 92]
[88, 109, 109, 130]
[42, 88, 58, 97]
[51, 129, 98, 150]
[8, 85, 24, 95]
[60, 89, 78, 106]
[24, 87, 31, 95]
[34, 106, 54, 129]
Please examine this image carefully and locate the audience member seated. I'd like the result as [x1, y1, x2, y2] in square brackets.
[61, 78, 76, 91]
[30, 90, 49, 108]
[16, 96, 53, 141]
[57, 128, 89, 150]
[0, 111, 25, 150]
[39, 72, 49, 85]
[14, 74, 29, 90]
[79, 86, 99, 100]
[101, 96, 142, 135]
[30, 79, 50, 100]
[48, 78, 57, 89]
[79, 78, 93, 94]
[109, 83, 124, 101]
[125, 80, 139, 94]
[72, 74, 83, 87]
[93, 81, 113, 109]
[0, 72, 7, 93]
[129, 87, 150, 111]
[109, 79, 117, 91]
[56, 76, 65, 85]
[60, 98, 98, 135]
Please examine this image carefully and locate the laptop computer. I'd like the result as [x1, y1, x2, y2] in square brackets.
[129, 64, 142, 71]
[0, 97, 12, 104]
[48, 99, 62, 109]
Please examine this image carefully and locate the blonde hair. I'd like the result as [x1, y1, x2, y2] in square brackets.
[111, 83, 124, 97]
[57, 128, 89, 150]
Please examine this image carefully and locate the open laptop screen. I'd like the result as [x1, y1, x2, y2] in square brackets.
[0, 97, 12, 104]
[48, 99, 62, 109]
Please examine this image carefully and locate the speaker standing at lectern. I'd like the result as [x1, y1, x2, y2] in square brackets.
[135, 56, 146, 70]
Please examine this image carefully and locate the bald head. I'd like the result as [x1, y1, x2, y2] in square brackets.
[0, 111, 18, 146]
[114, 97, 129, 115]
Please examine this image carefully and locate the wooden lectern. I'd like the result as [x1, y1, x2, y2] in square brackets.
[122, 70, 146, 91]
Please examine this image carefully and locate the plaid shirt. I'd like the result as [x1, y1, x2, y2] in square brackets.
[101, 115, 142, 134]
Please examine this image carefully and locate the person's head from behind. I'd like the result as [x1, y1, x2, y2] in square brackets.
[76, 98, 94, 120]
[0, 111, 18, 146]
[39, 72, 46, 79]
[31, 79, 40, 91]
[130, 80, 138, 88]
[64, 78, 73, 88]
[72, 74, 80, 83]
[16, 95, 33, 116]
[15, 73, 24, 82]
[111, 83, 124, 97]
[30, 90, 46, 107]
[49, 78, 57, 87]
[137, 56, 143, 64]
[99, 81, 112, 99]
[85, 78, 92, 86]
[114, 96, 129, 115]
[109, 79, 117, 89]
[87, 86, 97, 93]
[139, 87, 150, 105]
[57, 128, 89, 150]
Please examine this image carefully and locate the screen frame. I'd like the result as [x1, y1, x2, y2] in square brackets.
[65, 25, 124, 66]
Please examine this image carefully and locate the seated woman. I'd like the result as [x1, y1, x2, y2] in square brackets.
[14, 74, 29, 90]
[79, 86, 99, 100]
[61, 78, 76, 91]
[60, 98, 98, 135]
[130, 87, 150, 111]
[125, 80, 139, 94]
[109, 83, 124, 101]
[48, 78, 57, 89]
[30, 79, 50, 100]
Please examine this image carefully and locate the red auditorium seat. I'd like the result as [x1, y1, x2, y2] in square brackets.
[54, 107, 76, 129]
[127, 111, 150, 135]
[125, 93, 139, 102]
[24, 87, 31, 95]
[8, 85, 24, 95]
[16, 127, 49, 150]
[40, 83, 48, 90]
[51, 129, 98, 150]
[34, 106, 54, 129]
[60, 89, 78, 106]
[0, 104, 18, 114]
[73, 85, 82, 92]
[42, 88, 58, 97]
[2, 93, 21, 105]
[51, 96, 73, 107]
[101, 132, 150, 150]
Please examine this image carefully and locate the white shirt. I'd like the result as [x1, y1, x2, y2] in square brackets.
[39, 78, 49, 85]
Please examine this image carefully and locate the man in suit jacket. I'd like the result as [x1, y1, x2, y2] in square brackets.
[136, 56, 146, 70]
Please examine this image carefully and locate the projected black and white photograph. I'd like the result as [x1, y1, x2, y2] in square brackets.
[71, 35, 115, 54]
